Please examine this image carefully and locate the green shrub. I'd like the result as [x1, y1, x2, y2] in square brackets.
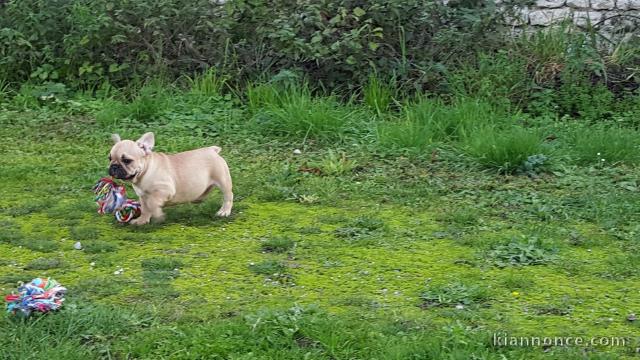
[0, 0, 519, 91]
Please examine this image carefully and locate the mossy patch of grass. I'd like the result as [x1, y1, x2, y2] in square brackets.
[141, 257, 184, 271]
[70, 226, 100, 240]
[24, 257, 64, 270]
[260, 236, 295, 253]
[420, 281, 491, 308]
[249, 260, 286, 276]
[83, 240, 117, 254]
[19, 237, 59, 252]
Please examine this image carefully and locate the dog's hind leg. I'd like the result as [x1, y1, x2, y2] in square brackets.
[216, 182, 233, 217]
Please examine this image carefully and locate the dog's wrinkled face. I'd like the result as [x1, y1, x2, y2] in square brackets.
[108, 133, 154, 180]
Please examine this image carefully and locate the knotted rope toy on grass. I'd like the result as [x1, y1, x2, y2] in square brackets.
[5, 278, 67, 317]
[93, 177, 141, 223]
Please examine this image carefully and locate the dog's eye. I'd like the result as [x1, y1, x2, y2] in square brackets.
[122, 158, 132, 165]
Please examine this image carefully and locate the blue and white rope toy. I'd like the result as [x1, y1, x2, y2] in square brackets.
[5, 278, 66, 317]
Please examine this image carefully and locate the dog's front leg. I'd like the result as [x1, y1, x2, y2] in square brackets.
[131, 192, 169, 225]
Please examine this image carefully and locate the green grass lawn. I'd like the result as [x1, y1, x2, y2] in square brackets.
[1, 93, 640, 359]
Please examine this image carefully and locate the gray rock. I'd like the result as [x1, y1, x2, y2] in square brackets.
[536, 0, 567, 7]
[574, 10, 604, 25]
[617, 0, 640, 9]
[529, 8, 573, 25]
[567, 0, 591, 8]
[592, 0, 616, 9]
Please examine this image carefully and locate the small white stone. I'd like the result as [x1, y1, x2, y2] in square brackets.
[293, 149, 302, 155]
[73, 241, 82, 250]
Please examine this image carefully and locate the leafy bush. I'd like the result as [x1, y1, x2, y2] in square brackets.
[0, 0, 521, 92]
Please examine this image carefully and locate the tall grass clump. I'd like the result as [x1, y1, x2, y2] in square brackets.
[246, 83, 283, 115]
[0, 79, 11, 103]
[363, 74, 395, 117]
[187, 68, 229, 99]
[126, 82, 172, 123]
[376, 98, 501, 152]
[463, 126, 545, 173]
[251, 80, 365, 143]
[568, 126, 640, 165]
[448, 53, 530, 109]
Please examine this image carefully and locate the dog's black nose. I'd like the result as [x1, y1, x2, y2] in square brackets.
[108, 164, 120, 177]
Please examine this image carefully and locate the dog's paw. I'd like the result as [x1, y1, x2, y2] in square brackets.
[216, 207, 232, 217]
[130, 217, 150, 226]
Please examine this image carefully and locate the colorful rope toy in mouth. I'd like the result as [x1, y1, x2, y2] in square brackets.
[93, 177, 141, 223]
[5, 278, 67, 317]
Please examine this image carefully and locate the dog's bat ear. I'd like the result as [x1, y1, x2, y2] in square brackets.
[111, 134, 121, 144]
[136, 132, 155, 155]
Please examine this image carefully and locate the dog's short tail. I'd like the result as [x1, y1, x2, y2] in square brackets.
[211, 146, 221, 154]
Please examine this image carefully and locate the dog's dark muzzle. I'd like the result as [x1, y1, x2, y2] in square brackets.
[108, 164, 130, 180]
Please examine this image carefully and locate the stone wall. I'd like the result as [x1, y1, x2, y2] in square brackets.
[514, 0, 640, 34]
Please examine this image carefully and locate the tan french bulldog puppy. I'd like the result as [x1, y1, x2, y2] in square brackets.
[108, 132, 233, 225]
